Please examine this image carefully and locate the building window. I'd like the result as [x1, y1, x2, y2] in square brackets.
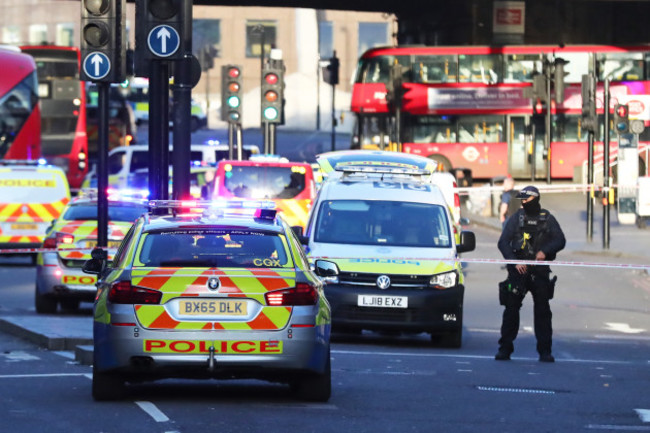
[358, 22, 388, 56]
[1, 26, 21, 44]
[246, 20, 277, 58]
[56, 23, 74, 47]
[29, 24, 49, 45]
[193, 19, 221, 58]
[319, 21, 333, 59]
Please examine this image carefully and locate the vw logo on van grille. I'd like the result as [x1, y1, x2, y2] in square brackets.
[376, 275, 391, 290]
[207, 277, 221, 291]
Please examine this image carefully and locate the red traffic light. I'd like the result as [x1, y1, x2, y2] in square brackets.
[616, 104, 628, 118]
[227, 67, 240, 78]
[264, 73, 278, 85]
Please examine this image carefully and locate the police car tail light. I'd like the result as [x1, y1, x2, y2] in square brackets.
[43, 232, 75, 248]
[108, 281, 162, 305]
[429, 271, 458, 289]
[265, 283, 318, 306]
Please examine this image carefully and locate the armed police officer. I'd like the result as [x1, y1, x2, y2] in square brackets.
[496, 186, 566, 362]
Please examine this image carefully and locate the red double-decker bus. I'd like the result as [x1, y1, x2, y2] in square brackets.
[0, 46, 40, 160]
[20, 45, 88, 191]
[351, 45, 650, 181]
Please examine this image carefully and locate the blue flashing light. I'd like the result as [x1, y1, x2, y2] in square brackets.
[205, 139, 220, 146]
[38, 158, 47, 165]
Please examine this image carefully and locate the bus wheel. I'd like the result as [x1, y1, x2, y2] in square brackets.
[428, 154, 452, 172]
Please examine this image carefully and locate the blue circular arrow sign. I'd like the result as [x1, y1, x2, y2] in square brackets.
[148, 25, 180, 58]
[82, 52, 111, 80]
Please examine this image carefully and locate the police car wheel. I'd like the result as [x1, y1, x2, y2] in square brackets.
[35, 292, 57, 314]
[60, 299, 80, 312]
[92, 369, 125, 401]
[291, 352, 331, 402]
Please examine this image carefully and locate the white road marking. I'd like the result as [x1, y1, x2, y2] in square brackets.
[135, 401, 170, 423]
[53, 351, 75, 360]
[0, 373, 87, 379]
[604, 323, 646, 334]
[332, 349, 632, 364]
[636, 409, 650, 423]
[586, 425, 650, 431]
[0, 351, 40, 362]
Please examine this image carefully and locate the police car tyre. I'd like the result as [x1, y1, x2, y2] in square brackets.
[60, 299, 80, 312]
[92, 368, 126, 401]
[35, 291, 57, 314]
[291, 351, 331, 402]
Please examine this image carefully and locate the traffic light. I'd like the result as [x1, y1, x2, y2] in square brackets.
[614, 104, 629, 134]
[261, 63, 284, 124]
[221, 65, 243, 123]
[581, 74, 598, 132]
[135, 0, 187, 70]
[553, 58, 569, 104]
[80, 0, 126, 83]
[322, 55, 339, 85]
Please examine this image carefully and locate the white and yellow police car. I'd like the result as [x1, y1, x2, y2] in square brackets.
[302, 162, 475, 347]
[83, 200, 335, 401]
[35, 190, 147, 313]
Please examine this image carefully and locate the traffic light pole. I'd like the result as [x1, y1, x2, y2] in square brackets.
[236, 124, 243, 160]
[545, 62, 552, 184]
[97, 82, 109, 248]
[149, 61, 170, 202]
[603, 79, 611, 249]
[228, 122, 235, 159]
[331, 81, 336, 152]
[171, 0, 192, 201]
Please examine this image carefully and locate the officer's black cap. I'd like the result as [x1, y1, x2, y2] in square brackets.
[516, 185, 540, 199]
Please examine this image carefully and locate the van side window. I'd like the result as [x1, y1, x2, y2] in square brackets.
[131, 151, 149, 172]
[108, 151, 126, 175]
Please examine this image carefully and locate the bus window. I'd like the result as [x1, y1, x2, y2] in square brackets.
[459, 54, 501, 84]
[504, 54, 543, 83]
[457, 116, 504, 143]
[553, 115, 588, 143]
[414, 55, 457, 83]
[598, 52, 645, 81]
[408, 116, 457, 143]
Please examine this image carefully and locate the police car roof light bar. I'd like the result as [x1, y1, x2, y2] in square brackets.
[0, 159, 48, 166]
[337, 166, 430, 176]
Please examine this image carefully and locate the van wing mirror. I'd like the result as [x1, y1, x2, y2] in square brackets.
[456, 231, 476, 253]
[314, 259, 339, 284]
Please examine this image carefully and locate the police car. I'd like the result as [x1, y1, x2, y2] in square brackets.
[302, 162, 475, 347]
[82, 200, 335, 401]
[34, 190, 148, 314]
[0, 160, 70, 258]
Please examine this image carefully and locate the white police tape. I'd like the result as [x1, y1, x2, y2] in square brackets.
[1, 249, 647, 271]
[311, 256, 650, 271]
[456, 183, 636, 196]
[0, 247, 114, 255]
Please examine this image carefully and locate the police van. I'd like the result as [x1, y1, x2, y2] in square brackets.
[82, 143, 260, 190]
[0, 160, 70, 254]
[301, 161, 475, 347]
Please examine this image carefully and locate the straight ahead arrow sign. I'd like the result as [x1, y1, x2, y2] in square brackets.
[157, 27, 171, 54]
[91, 53, 104, 77]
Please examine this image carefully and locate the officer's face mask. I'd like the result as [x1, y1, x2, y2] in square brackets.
[522, 196, 541, 215]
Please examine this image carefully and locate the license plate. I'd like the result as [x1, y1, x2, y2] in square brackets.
[11, 223, 38, 230]
[86, 240, 121, 249]
[357, 295, 408, 308]
[179, 299, 248, 316]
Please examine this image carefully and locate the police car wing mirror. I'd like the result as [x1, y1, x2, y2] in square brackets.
[314, 260, 339, 284]
[456, 231, 476, 254]
[291, 225, 304, 237]
[83, 247, 108, 275]
[459, 217, 470, 226]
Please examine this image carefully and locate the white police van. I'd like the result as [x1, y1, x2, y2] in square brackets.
[301, 161, 475, 347]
